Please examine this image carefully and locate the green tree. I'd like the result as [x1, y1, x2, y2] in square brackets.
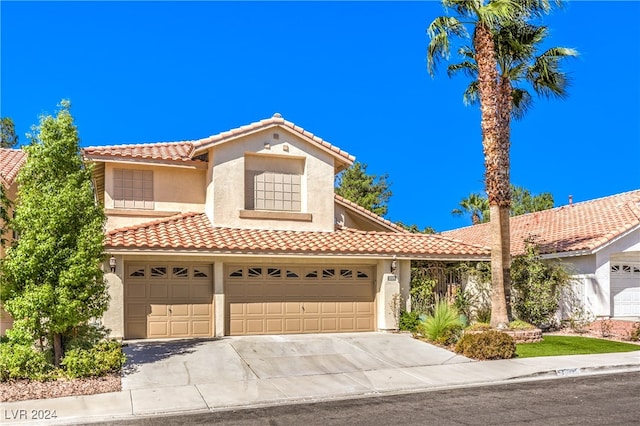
[335, 161, 392, 217]
[0, 100, 108, 367]
[510, 185, 554, 216]
[428, 0, 565, 328]
[0, 184, 11, 247]
[511, 237, 573, 328]
[452, 192, 489, 225]
[0, 117, 19, 148]
[396, 222, 437, 234]
[453, 185, 554, 224]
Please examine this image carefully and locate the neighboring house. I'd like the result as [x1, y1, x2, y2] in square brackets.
[79, 114, 490, 339]
[442, 190, 640, 319]
[0, 148, 27, 335]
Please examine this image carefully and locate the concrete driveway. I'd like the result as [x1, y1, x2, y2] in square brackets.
[122, 332, 470, 413]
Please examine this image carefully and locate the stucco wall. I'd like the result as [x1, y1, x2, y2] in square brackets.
[207, 128, 336, 232]
[103, 162, 206, 231]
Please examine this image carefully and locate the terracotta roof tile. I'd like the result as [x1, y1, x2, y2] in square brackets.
[193, 114, 355, 164]
[441, 190, 640, 255]
[335, 194, 408, 233]
[0, 148, 27, 188]
[106, 212, 489, 258]
[82, 141, 201, 164]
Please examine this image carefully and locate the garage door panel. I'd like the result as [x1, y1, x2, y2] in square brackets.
[171, 285, 190, 299]
[266, 303, 284, 315]
[170, 304, 189, 317]
[127, 283, 147, 298]
[227, 265, 374, 336]
[124, 264, 213, 339]
[192, 304, 212, 316]
[149, 304, 169, 318]
[149, 284, 169, 299]
[148, 321, 168, 338]
[191, 283, 211, 299]
[611, 261, 640, 317]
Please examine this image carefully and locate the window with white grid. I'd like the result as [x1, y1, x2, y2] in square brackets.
[113, 169, 154, 209]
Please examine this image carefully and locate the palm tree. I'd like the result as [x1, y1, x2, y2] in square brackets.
[427, 0, 562, 328]
[452, 193, 489, 225]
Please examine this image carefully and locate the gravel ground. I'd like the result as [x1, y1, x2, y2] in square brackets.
[1, 320, 637, 403]
[0, 374, 121, 403]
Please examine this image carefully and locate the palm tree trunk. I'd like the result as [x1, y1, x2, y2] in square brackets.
[474, 23, 510, 328]
[497, 76, 513, 321]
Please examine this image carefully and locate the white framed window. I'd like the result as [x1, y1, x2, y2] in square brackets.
[113, 169, 154, 209]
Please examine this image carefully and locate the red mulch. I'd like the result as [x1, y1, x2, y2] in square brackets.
[0, 373, 121, 403]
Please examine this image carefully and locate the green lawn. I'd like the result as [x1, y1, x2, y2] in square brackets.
[516, 335, 640, 358]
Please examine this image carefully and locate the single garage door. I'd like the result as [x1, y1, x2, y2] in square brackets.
[226, 265, 375, 335]
[124, 263, 213, 339]
[611, 261, 640, 317]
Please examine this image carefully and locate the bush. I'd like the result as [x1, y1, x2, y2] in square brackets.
[465, 322, 491, 332]
[0, 341, 53, 381]
[474, 304, 492, 324]
[61, 340, 125, 378]
[455, 330, 516, 360]
[628, 322, 640, 342]
[417, 300, 463, 345]
[508, 320, 536, 330]
[399, 311, 421, 332]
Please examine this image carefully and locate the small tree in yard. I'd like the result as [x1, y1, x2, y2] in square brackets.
[510, 237, 573, 329]
[0, 100, 108, 368]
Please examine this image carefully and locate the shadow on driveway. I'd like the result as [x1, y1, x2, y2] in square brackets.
[122, 338, 222, 375]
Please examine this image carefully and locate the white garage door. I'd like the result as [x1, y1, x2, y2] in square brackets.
[611, 261, 640, 317]
[226, 265, 375, 335]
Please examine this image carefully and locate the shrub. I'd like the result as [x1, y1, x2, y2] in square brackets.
[508, 320, 536, 330]
[455, 330, 516, 360]
[511, 238, 573, 328]
[0, 341, 53, 381]
[465, 322, 491, 332]
[417, 300, 463, 345]
[474, 304, 492, 324]
[399, 311, 421, 332]
[61, 340, 125, 379]
[628, 323, 640, 342]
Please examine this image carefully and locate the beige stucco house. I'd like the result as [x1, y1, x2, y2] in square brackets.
[442, 190, 640, 320]
[80, 114, 489, 340]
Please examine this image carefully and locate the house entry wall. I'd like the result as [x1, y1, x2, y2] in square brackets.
[225, 265, 375, 335]
[124, 263, 213, 339]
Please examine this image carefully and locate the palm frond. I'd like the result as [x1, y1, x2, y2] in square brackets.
[463, 81, 480, 106]
[448, 60, 478, 79]
[510, 88, 533, 120]
[426, 16, 467, 76]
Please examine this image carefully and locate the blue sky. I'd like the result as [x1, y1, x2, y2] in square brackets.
[1, 1, 639, 232]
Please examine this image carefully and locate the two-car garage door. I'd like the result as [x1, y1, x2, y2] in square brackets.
[123, 262, 376, 339]
[225, 265, 375, 335]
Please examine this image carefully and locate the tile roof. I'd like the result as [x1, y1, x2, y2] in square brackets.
[0, 148, 27, 188]
[441, 190, 640, 256]
[81, 114, 354, 167]
[335, 194, 409, 233]
[106, 212, 489, 258]
[192, 113, 355, 164]
[82, 141, 203, 165]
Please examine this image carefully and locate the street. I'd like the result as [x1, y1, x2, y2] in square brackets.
[98, 371, 640, 425]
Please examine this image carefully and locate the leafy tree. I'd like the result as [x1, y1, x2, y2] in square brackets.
[511, 237, 573, 328]
[0, 117, 19, 148]
[452, 192, 489, 225]
[396, 222, 436, 234]
[0, 100, 108, 367]
[453, 185, 554, 224]
[335, 161, 392, 217]
[0, 185, 10, 247]
[428, 0, 566, 328]
[510, 185, 554, 216]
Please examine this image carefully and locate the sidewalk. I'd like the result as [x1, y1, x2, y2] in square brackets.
[1, 334, 639, 425]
